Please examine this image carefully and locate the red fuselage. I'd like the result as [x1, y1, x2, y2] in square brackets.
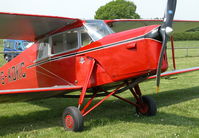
[0, 23, 168, 102]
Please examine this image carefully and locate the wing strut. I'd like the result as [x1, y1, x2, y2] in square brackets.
[78, 58, 96, 109]
[170, 36, 176, 70]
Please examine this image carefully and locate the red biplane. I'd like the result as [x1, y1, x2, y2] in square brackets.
[0, 0, 199, 131]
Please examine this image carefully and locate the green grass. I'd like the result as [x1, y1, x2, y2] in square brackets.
[0, 41, 199, 137]
[167, 40, 199, 58]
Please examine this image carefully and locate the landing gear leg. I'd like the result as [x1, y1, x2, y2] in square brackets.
[63, 58, 96, 132]
[130, 84, 157, 116]
[61, 77, 157, 131]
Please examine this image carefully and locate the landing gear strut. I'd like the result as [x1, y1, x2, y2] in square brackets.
[128, 84, 157, 116]
[62, 80, 157, 132]
[62, 59, 156, 132]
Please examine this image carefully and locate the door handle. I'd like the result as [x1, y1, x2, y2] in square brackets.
[126, 43, 137, 49]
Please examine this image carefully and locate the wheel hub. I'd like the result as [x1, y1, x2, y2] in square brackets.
[65, 115, 74, 129]
[139, 104, 149, 114]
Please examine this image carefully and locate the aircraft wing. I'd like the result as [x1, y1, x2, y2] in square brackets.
[105, 19, 199, 33]
[148, 66, 199, 79]
[0, 85, 82, 95]
[0, 12, 82, 41]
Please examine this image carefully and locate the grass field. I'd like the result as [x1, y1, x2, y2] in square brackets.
[0, 41, 199, 137]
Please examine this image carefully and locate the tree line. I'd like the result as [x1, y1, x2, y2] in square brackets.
[95, 0, 199, 40]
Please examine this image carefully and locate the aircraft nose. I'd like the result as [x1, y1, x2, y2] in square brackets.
[145, 27, 163, 42]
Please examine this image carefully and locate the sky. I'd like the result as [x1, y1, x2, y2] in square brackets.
[0, 0, 198, 20]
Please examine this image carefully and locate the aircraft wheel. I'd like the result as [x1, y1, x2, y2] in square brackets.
[136, 96, 157, 116]
[62, 106, 83, 132]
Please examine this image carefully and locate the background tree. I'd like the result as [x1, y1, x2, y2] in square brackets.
[95, 0, 140, 20]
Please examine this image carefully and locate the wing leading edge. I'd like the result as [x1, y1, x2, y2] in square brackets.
[0, 85, 82, 95]
[0, 12, 82, 41]
[148, 66, 199, 79]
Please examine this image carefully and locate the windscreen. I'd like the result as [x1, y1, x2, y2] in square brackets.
[84, 20, 114, 41]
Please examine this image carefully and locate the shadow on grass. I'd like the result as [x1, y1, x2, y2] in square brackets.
[0, 86, 199, 136]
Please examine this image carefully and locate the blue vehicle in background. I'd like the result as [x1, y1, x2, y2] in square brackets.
[3, 39, 33, 62]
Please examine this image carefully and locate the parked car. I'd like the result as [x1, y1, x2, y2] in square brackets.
[3, 39, 33, 62]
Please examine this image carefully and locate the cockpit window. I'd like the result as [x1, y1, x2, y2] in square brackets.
[84, 20, 114, 41]
[51, 33, 64, 54]
[37, 24, 106, 60]
[65, 31, 78, 51]
[38, 38, 50, 60]
[81, 32, 92, 47]
[51, 30, 79, 54]
[79, 28, 93, 47]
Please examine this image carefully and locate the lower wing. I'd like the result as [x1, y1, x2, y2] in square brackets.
[0, 85, 81, 95]
[148, 66, 199, 79]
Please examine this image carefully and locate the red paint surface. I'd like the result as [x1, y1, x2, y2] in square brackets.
[65, 115, 74, 129]
[0, 12, 172, 102]
[0, 25, 167, 99]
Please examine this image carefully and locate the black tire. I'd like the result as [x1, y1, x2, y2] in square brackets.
[62, 106, 83, 132]
[136, 96, 157, 116]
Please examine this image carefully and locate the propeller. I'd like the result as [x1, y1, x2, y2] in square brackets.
[156, 0, 177, 92]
